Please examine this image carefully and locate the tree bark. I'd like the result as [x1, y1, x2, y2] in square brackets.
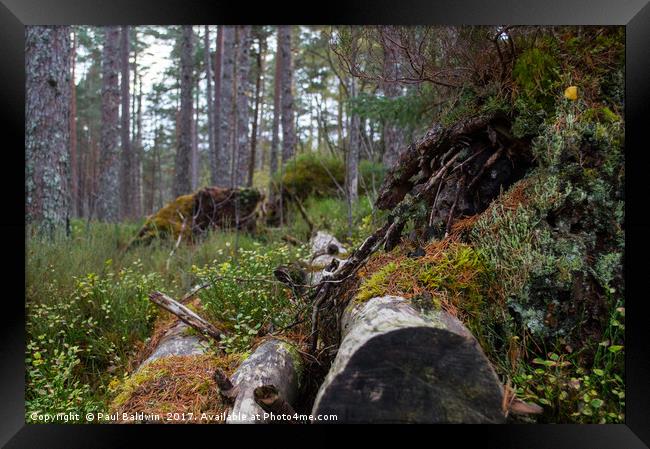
[217, 26, 235, 188]
[69, 29, 78, 218]
[311, 295, 505, 423]
[132, 29, 143, 218]
[191, 74, 200, 190]
[173, 25, 194, 198]
[96, 26, 121, 222]
[380, 29, 404, 169]
[226, 339, 302, 424]
[119, 25, 133, 220]
[204, 26, 217, 187]
[26, 25, 72, 237]
[346, 30, 360, 204]
[249, 32, 265, 187]
[139, 321, 210, 369]
[213, 26, 224, 186]
[234, 26, 253, 188]
[278, 26, 295, 164]
[268, 30, 282, 204]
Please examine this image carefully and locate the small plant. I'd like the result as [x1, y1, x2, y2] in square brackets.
[193, 242, 309, 354]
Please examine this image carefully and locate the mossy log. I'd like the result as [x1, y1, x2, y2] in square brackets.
[227, 339, 302, 424]
[311, 295, 505, 423]
[130, 187, 262, 247]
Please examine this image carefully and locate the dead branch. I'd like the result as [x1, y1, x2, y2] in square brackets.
[148, 291, 226, 342]
[214, 368, 239, 403]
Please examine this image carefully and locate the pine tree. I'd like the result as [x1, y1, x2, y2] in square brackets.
[96, 26, 121, 222]
[25, 25, 72, 237]
[173, 25, 194, 197]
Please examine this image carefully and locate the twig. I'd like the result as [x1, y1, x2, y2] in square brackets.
[165, 211, 187, 271]
[148, 291, 227, 342]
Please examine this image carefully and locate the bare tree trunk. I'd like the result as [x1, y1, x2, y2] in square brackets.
[132, 29, 143, 218]
[191, 74, 199, 190]
[173, 25, 194, 197]
[134, 72, 143, 217]
[249, 32, 265, 187]
[346, 33, 360, 205]
[96, 26, 121, 222]
[256, 48, 267, 172]
[279, 26, 295, 164]
[26, 25, 72, 237]
[213, 26, 223, 186]
[217, 26, 235, 188]
[204, 26, 217, 186]
[380, 29, 404, 168]
[268, 31, 282, 204]
[69, 29, 78, 219]
[234, 26, 252, 188]
[119, 25, 133, 219]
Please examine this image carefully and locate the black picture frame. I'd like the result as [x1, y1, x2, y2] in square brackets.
[3, 0, 649, 447]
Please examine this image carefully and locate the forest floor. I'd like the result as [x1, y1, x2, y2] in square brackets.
[25, 195, 377, 423]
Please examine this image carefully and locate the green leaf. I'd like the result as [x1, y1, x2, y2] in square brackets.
[590, 398, 604, 409]
[593, 369, 605, 376]
[608, 345, 623, 353]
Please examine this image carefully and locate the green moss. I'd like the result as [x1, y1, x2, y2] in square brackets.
[276, 152, 385, 200]
[355, 261, 400, 302]
[355, 244, 489, 335]
[111, 364, 170, 408]
[139, 193, 195, 243]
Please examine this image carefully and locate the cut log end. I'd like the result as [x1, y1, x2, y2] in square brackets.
[312, 296, 505, 423]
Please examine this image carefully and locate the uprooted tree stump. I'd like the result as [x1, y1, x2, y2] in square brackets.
[225, 339, 303, 424]
[311, 296, 505, 423]
[129, 187, 263, 247]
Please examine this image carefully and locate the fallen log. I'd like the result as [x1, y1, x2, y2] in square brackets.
[129, 187, 263, 248]
[306, 231, 349, 286]
[139, 321, 210, 369]
[311, 295, 505, 423]
[227, 339, 302, 424]
[148, 291, 226, 342]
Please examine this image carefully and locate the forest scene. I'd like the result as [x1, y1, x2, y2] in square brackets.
[25, 25, 624, 424]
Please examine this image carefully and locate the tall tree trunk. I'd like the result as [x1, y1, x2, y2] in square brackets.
[191, 75, 199, 190]
[337, 81, 344, 149]
[119, 25, 133, 219]
[346, 30, 361, 205]
[96, 26, 121, 222]
[26, 25, 72, 237]
[213, 26, 223, 186]
[132, 29, 142, 218]
[134, 72, 143, 217]
[381, 29, 404, 168]
[347, 80, 360, 204]
[234, 25, 252, 187]
[217, 26, 235, 188]
[279, 25, 295, 164]
[173, 25, 194, 197]
[69, 29, 78, 219]
[249, 32, 265, 187]
[204, 26, 217, 187]
[268, 30, 282, 204]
